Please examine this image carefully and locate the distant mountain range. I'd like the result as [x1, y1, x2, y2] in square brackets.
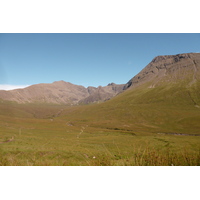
[0, 80, 125, 104]
[0, 52, 200, 105]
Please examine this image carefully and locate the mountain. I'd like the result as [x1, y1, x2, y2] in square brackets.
[79, 83, 125, 104]
[0, 80, 125, 104]
[1, 52, 200, 107]
[56, 53, 200, 135]
[122, 52, 200, 105]
[124, 53, 200, 90]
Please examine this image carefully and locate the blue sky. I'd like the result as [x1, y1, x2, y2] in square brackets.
[0, 33, 200, 89]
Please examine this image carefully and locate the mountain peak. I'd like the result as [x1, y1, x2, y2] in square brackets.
[124, 52, 200, 90]
[152, 53, 199, 63]
[107, 82, 116, 86]
[52, 80, 69, 85]
[53, 80, 66, 83]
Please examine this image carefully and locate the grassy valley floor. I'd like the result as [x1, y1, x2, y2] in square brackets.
[0, 102, 199, 166]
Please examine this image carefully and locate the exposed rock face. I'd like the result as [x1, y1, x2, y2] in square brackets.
[124, 53, 200, 90]
[80, 83, 125, 104]
[0, 80, 125, 104]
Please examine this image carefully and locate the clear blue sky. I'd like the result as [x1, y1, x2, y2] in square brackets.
[0, 33, 200, 88]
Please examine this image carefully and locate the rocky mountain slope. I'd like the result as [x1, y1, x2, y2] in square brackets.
[0, 80, 125, 104]
[121, 52, 200, 106]
[124, 53, 200, 90]
[79, 83, 125, 104]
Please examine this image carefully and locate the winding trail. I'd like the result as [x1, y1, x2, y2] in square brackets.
[76, 125, 88, 138]
[77, 126, 85, 138]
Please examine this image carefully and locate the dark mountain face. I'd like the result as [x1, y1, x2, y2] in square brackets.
[0, 80, 125, 104]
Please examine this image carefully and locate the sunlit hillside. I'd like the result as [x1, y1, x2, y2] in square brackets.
[0, 53, 200, 166]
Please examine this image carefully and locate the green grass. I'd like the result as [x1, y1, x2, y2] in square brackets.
[0, 111, 199, 166]
[0, 80, 200, 166]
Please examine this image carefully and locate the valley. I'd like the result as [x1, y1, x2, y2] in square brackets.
[0, 53, 200, 166]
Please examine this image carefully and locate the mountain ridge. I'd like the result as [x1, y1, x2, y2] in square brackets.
[1, 52, 200, 105]
[0, 80, 125, 104]
[124, 52, 200, 90]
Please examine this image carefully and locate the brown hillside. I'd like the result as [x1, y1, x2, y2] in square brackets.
[0, 80, 125, 104]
